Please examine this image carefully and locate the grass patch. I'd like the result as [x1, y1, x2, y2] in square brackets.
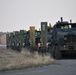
[0, 48, 55, 71]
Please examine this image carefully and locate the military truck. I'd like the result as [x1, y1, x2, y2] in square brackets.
[37, 22, 53, 55]
[29, 26, 41, 52]
[6, 33, 10, 49]
[51, 17, 76, 59]
[6, 17, 76, 58]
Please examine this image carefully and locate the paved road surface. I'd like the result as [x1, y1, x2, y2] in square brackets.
[0, 60, 76, 75]
[0, 45, 6, 49]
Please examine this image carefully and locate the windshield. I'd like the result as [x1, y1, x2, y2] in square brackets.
[56, 23, 76, 29]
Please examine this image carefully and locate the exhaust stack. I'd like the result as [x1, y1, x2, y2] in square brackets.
[70, 19, 72, 23]
[61, 17, 63, 22]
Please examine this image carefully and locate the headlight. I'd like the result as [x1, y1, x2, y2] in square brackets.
[64, 45, 65, 48]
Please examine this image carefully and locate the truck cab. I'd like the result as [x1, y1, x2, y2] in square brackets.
[52, 17, 76, 59]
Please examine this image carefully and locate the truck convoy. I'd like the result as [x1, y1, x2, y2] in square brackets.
[6, 17, 76, 59]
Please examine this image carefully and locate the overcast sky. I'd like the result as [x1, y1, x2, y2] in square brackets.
[0, 0, 76, 32]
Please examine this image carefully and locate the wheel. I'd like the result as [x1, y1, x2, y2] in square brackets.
[50, 45, 62, 59]
[49, 46, 55, 58]
[54, 46, 62, 59]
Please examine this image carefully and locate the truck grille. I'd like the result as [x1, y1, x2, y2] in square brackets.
[69, 46, 74, 50]
[64, 34, 76, 43]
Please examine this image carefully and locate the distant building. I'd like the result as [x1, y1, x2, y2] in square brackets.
[0, 33, 6, 45]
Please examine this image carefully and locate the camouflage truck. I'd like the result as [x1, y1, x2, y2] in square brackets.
[6, 33, 11, 49]
[8, 33, 14, 49]
[6, 32, 17, 50]
[14, 30, 26, 51]
[51, 17, 76, 59]
[29, 26, 41, 52]
[37, 22, 53, 55]
[14, 31, 21, 51]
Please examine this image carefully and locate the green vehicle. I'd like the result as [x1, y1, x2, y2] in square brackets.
[51, 17, 76, 59]
[6, 33, 10, 49]
[38, 22, 53, 54]
[6, 17, 76, 58]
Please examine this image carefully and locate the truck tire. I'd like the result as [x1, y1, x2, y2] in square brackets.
[50, 46, 62, 59]
[49, 46, 55, 58]
[54, 46, 62, 59]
